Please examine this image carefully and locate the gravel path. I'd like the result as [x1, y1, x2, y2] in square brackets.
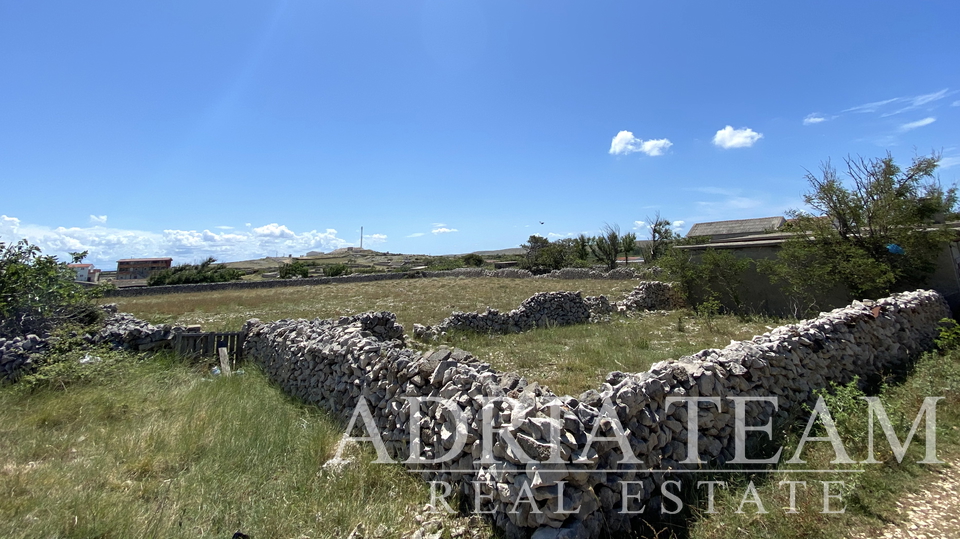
[853, 460, 960, 539]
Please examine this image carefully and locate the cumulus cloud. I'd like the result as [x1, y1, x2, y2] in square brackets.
[712, 126, 763, 149]
[633, 221, 646, 230]
[252, 223, 296, 238]
[803, 114, 827, 125]
[899, 117, 936, 131]
[609, 131, 673, 156]
[89, 215, 107, 225]
[0, 215, 354, 266]
[432, 227, 458, 234]
[547, 232, 573, 239]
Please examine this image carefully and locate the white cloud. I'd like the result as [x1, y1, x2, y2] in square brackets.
[252, 223, 296, 238]
[406, 232, 425, 238]
[841, 90, 950, 117]
[609, 131, 673, 156]
[547, 232, 574, 239]
[89, 215, 107, 225]
[953, 100, 960, 107]
[899, 117, 936, 131]
[843, 97, 899, 114]
[363, 233, 387, 246]
[940, 156, 960, 169]
[803, 114, 827, 125]
[215, 225, 233, 230]
[712, 126, 763, 149]
[672, 220, 685, 229]
[633, 221, 646, 230]
[0, 215, 353, 266]
[432, 227, 458, 234]
[910, 89, 949, 107]
[432, 222, 447, 228]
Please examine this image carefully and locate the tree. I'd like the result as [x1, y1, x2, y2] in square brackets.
[761, 152, 957, 310]
[620, 232, 637, 265]
[520, 235, 573, 273]
[521, 235, 551, 267]
[279, 260, 309, 279]
[69, 250, 89, 264]
[574, 234, 591, 261]
[461, 253, 484, 267]
[590, 224, 623, 270]
[0, 240, 103, 338]
[148, 257, 243, 286]
[644, 212, 677, 262]
[658, 237, 748, 310]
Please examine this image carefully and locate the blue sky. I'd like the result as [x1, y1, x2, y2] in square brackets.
[2, 1, 959, 266]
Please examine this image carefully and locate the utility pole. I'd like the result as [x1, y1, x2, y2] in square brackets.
[360, 226, 363, 249]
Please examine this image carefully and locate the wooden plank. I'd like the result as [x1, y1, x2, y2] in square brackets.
[218, 347, 232, 376]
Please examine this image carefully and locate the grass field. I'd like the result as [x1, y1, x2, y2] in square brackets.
[112, 277, 775, 395]
[0, 353, 437, 539]
[5, 276, 958, 538]
[111, 277, 640, 332]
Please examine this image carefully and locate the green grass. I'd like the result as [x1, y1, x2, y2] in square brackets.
[0, 353, 443, 539]
[447, 311, 777, 396]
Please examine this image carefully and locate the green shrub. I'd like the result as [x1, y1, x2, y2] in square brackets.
[0, 240, 105, 338]
[147, 257, 242, 286]
[279, 260, 309, 279]
[461, 253, 484, 267]
[323, 263, 350, 277]
[935, 318, 960, 351]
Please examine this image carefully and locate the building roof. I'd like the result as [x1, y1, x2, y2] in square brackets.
[117, 258, 172, 263]
[67, 263, 93, 268]
[686, 216, 785, 238]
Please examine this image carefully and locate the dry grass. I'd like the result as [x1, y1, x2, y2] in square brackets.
[111, 277, 640, 332]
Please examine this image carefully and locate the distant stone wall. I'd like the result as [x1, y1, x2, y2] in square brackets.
[242, 289, 949, 538]
[413, 291, 595, 339]
[103, 267, 653, 298]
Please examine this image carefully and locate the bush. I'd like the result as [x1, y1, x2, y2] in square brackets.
[279, 260, 309, 279]
[148, 257, 242, 286]
[323, 263, 350, 277]
[0, 240, 105, 338]
[461, 253, 484, 267]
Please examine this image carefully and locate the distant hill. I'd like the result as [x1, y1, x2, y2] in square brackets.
[468, 247, 526, 257]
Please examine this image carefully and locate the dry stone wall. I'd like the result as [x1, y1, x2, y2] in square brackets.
[412, 282, 679, 340]
[413, 291, 596, 339]
[105, 266, 651, 298]
[614, 281, 681, 312]
[88, 311, 190, 351]
[242, 289, 949, 539]
[1, 305, 191, 381]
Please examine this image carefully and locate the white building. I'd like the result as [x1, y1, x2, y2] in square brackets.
[67, 263, 100, 283]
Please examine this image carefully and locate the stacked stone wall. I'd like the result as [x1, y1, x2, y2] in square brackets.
[104, 267, 653, 298]
[242, 289, 949, 538]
